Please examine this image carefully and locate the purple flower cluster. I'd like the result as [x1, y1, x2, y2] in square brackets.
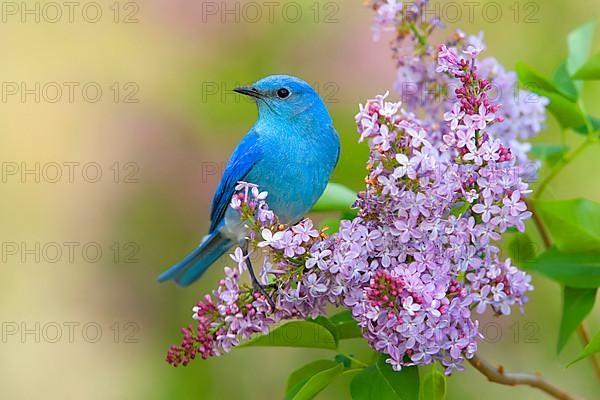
[166, 277, 274, 367]
[350, 56, 533, 371]
[166, 183, 341, 366]
[368, 0, 548, 165]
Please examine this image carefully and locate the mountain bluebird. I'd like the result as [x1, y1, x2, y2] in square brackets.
[158, 75, 340, 303]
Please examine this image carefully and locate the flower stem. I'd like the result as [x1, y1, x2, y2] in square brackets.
[341, 353, 369, 368]
[468, 354, 579, 400]
[408, 22, 427, 47]
[525, 199, 551, 248]
[560, 128, 566, 146]
[533, 139, 593, 200]
[578, 99, 595, 140]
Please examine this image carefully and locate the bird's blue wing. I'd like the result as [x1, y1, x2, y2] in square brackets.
[209, 128, 262, 233]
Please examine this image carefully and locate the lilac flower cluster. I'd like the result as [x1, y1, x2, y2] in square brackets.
[166, 267, 275, 366]
[349, 46, 534, 371]
[368, 0, 548, 165]
[166, 183, 342, 366]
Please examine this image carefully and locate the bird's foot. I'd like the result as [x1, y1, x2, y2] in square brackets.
[252, 281, 277, 311]
[242, 242, 276, 312]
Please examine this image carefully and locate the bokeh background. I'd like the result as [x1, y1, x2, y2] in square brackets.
[1, 0, 599, 399]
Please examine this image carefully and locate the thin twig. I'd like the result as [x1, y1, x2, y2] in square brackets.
[577, 324, 600, 380]
[340, 353, 369, 368]
[468, 354, 578, 400]
[525, 199, 551, 248]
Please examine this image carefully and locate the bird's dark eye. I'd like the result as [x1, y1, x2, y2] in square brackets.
[276, 88, 290, 99]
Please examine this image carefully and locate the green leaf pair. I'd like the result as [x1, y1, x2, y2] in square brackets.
[517, 20, 599, 134]
[286, 354, 430, 400]
[242, 312, 431, 400]
[517, 62, 588, 131]
[524, 198, 600, 364]
[240, 313, 357, 399]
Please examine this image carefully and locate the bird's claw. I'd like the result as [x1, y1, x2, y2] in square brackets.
[252, 281, 276, 311]
[242, 243, 276, 311]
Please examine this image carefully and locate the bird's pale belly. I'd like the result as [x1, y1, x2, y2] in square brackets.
[221, 155, 331, 242]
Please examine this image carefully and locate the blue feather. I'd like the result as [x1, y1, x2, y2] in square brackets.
[209, 129, 262, 233]
[157, 231, 232, 286]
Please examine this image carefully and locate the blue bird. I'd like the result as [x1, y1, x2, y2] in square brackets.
[158, 75, 340, 299]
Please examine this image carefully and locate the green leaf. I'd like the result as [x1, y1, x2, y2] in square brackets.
[573, 52, 600, 80]
[530, 144, 569, 167]
[350, 355, 419, 400]
[285, 360, 344, 400]
[311, 316, 340, 343]
[574, 115, 600, 134]
[418, 364, 447, 400]
[553, 61, 579, 100]
[516, 62, 588, 129]
[329, 310, 362, 340]
[567, 20, 597, 77]
[536, 199, 600, 252]
[557, 286, 597, 353]
[286, 360, 339, 393]
[524, 247, 600, 288]
[568, 329, 600, 367]
[241, 320, 338, 350]
[313, 183, 357, 213]
[517, 61, 589, 129]
[544, 91, 587, 129]
[507, 233, 539, 267]
[343, 368, 366, 378]
[516, 62, 560, 94]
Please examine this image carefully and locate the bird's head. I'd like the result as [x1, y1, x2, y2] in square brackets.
[234, 75, 329, 121]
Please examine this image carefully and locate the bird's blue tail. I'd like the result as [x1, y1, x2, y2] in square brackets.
[157, 231, 232, 287]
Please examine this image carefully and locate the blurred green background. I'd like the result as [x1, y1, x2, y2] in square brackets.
[0, 0, 599, 398]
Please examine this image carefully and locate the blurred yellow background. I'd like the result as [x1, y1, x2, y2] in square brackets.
[0, 0, 599, 399]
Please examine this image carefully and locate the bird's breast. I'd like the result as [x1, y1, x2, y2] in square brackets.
[247, 124, 338, 223]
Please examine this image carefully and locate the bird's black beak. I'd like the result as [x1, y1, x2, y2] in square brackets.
[233, 86, 263, 99]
